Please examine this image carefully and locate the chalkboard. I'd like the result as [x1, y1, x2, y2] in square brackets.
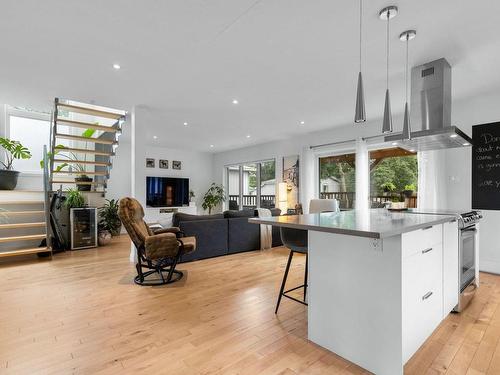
[472, 122, 500, 210]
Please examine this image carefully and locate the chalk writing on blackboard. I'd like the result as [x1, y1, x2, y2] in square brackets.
[472, 123, 500, 210]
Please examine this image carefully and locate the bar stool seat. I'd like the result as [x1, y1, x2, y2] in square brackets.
[275, 227, 308, 314]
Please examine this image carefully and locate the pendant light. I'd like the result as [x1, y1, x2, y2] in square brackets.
[354, 0, 366, 123]
[400, 30, 416, 140]
[379, 6, 398, 133]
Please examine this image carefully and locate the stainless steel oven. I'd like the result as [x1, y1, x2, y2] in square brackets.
[455, 211, 481, 312]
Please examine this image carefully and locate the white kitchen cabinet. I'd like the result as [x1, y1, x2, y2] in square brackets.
[443, 220, 459, 316]
[402, 228, 443, 363]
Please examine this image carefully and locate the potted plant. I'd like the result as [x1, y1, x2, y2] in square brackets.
[98, 199, 121, 236]
[202, 183, 225, 214]
[41, 128, 96, 191]
[403, 184, 416, 198]
[380, 182, 396, 196]
[0, 137, 32, 190]
[64, 188, 86, 209]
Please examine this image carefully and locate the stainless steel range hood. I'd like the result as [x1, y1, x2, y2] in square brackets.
[385, 58, 472, 151]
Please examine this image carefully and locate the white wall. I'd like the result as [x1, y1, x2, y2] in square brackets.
[212, 91, 500, 274]
[131, 106, 214, 214]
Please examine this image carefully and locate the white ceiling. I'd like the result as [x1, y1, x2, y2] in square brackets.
[2, 0, 500, 152]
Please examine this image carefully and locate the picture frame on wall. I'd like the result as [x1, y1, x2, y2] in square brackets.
[282, 155, 299, 209]
[146, 158, 155, 168]
[159, 159, 169, 169]
[172, 160, 182, 170]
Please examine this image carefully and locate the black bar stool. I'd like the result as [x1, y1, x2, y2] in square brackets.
[275, 227, 308, 313]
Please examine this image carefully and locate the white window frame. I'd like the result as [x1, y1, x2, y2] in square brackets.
[224, 158, 276, 210]
[5, 107, 51, 175]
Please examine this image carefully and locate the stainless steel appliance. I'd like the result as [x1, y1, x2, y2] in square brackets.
[70, 208, 98, 250]
[385, 58, 473, 151]
[456, 210, 482, 312]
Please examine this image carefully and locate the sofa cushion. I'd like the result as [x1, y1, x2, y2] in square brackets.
[223, 209, 256, 219]
[227, 217, 260, 254]
[172, 212, 224, 227]
[179, 218, 228, 262]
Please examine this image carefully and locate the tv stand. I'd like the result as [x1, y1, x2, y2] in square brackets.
[145, 205, 197, 227]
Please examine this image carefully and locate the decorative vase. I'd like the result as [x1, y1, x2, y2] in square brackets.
[75, 176, 93, 191]
[0, 170, 20, 190]
[98, 230, 112, 246]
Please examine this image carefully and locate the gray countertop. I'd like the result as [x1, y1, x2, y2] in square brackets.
[249, 209, 456, 239]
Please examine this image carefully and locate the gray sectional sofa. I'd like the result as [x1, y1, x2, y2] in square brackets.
[173, 208, 282, 262]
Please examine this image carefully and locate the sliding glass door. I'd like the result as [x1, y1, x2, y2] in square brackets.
[319, 153, 356, 209]
[225, 159, 276, 210]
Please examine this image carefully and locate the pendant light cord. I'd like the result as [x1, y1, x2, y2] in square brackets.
[386, 13, 390, 90]
[359, 0, 362, 72]
[405, 35, 409, 103]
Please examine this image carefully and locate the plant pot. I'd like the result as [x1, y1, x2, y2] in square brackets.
[75, 176, 93, 191]
[0, 170, 20, 190]
[98, 230, 112, 246]
[403, 190, 414, 198]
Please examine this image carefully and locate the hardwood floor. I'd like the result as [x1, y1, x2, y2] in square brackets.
[0, 235, 499, 374]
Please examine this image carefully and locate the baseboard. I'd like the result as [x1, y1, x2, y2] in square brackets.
[479, 259, 500, 275]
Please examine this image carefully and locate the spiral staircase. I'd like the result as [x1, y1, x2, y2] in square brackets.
[0, 98, 126, 259]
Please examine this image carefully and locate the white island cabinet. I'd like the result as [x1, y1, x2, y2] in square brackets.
[250, 210, 460, 375]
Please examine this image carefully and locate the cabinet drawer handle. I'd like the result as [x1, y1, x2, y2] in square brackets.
[422, 247, 433, 254]
[422, 226, 433, 231]
[422, 291, 433, 300]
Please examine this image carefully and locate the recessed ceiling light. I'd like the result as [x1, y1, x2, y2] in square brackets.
[183, 122, 188, 126]
[246, 134, 251, 138]
[113, 63, 121, 70]
[210, 144, 214, 148]
[153, 135, 158, 139]
[232, 99, 239, 105]
[450, 134, 458, 138]
[463, 143, 470, 146]
[409, 149, 415, 152]
[300, 121, 305, 125]
[392, 142, 398, 146]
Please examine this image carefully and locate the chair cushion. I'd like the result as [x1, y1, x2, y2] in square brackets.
[144, 232, 179, 259]
[179, 236, 196, 254]
[223, 209, 256, 218]
[172, 212, 224, 227]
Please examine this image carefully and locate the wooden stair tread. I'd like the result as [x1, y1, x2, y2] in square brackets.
[54, 146, 114, 156]
[0, 247, 51, 258]
[0, 211, 45, 216]
[56, 118, 119, 133]
[51, 170, 108, 176]
[0, 200, 44, 205]
[53, 159, 111, 166]
[50, 180, 105, 185]
[0, 234, 46, 243]
[57, 102, 125, 120]
[0, 222, 45, 229]
[55, 133, 117, 145]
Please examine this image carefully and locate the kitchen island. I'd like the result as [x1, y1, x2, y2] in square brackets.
[250, 209, 459, 375]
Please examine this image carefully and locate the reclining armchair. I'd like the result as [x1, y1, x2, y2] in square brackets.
[118, 197, 196, 285]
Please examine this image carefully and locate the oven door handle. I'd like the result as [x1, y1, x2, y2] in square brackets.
[462, 227, 477, 233]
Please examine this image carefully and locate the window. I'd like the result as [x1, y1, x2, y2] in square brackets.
[7, 110, 50, 173]
[225, 159, 276, 210]
[369, 148, 418, 208]
[319, 153, 356, 209]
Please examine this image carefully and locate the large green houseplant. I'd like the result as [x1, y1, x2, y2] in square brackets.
[202, 183, 225, 214]
[0, 137, 32, 190]
[98, 199, 122, 236]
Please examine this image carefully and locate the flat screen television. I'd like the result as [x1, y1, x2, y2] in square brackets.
[146, 177, 189, 207]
